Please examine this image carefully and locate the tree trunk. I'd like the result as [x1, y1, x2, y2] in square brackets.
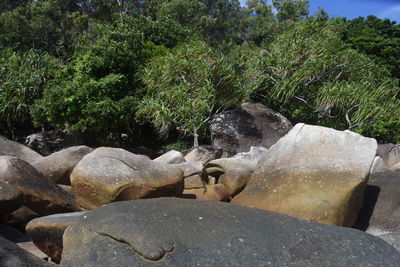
[116, 0, 124, 17]
[193, 127, 199, 148]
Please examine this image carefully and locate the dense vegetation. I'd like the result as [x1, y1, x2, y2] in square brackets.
[1, 0, 399, 150]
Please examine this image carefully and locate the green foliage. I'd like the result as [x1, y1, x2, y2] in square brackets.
[342, 16, 400, 79]
[155, 0, 244, 48]
[0, 9, 33, 51]
[0, 49, 59, 132]
[245, 0, 309, 45]
[31, 72, 137, 133]
[0, 1, 90, 57]
[245, 0, 277, 45]
[1, 0, 400, 144]
[244, 19, 400, 135]
[0, 0, 28, 14]
[274, 0, 309, 22]
[138, 40, 248, 142]
[156, 0, 212, 37]
[31, 16, 182, 136]
[160, 140, 192, 153]
[357, 117, 400, 143]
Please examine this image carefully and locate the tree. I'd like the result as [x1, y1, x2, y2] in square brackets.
[0, 0, 28, 14]
[200, 0, 244, 45]
[153, 0, 244, 48]
[342, 15, 400, 80]
[273, 0, 309, 22]
[245, 0, 276, 45]
[138, 40, 248, 147]
[0, 49, 59, 138]
[155, 0, 213, 38]
[244, 0, 309, 45]
[244, 18, 400, 139]
[31, 16, 182, 142]
[0, 0, 90, 58]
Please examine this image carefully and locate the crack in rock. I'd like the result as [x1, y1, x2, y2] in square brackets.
[95, 231, 175, 262]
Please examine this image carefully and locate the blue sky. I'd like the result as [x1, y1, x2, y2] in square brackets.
[240, 0, 400, 23]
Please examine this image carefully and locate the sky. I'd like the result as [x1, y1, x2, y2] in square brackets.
[240, 0, 400, 23]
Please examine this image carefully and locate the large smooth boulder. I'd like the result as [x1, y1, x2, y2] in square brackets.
[26, 211, 87, 263]
[32, 146, 93, 185]
[0, 135, 42, 164]
[70, 147, 184, 209]
[0, 236, 54, 267]
[61, 198, 400, 266]
[232, 124, 377, 227]
[210, 103, 292, 156]
[376, 143, 400, 169]
[153, 150, 185, 164]
[0, 156, 80, 215]
[184, 145, 223, 164]
[0, 181, 23, 216]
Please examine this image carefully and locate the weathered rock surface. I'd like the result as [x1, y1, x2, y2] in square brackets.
[370, 156, 388, 174]
[356, 170, 400, 233]
[61, 198, 400, 266]
[174, 161, 204, 178]
[204, 147, 267, 198]
[354, 170, 400, 252]
[154, 150, 185, 164]
[57, 185, 73, 196]
[184, 145, 223, 164]
[211, 103, 292, 156]
[205, 146, 268, 175]
[0, 181, 23, 216]
[0, 135, 43, 164]
[32, 146, 93, 185]
[0, 235, 54, 267]
[376, 143, 400, 169]
[0, 206, 39, 230]
[219, 168, 251, 197]
[232, 124, 377, 227]
[392, 162, 400, 171]
[26, 211, 87, 263]
[16, 242, 49, 261]
[173, 161, 207, 190]
[0, 156, 80, 215]
[25, 130, 66, 156]
[70, 147, 184, 209]
[183, 175, 206, 189]
[182, 184, 230, 202]
[377, 232, 400, 251]
[0, 225, 47, 260]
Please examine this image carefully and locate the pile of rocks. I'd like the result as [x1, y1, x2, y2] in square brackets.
[1, 104, 400, 266]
